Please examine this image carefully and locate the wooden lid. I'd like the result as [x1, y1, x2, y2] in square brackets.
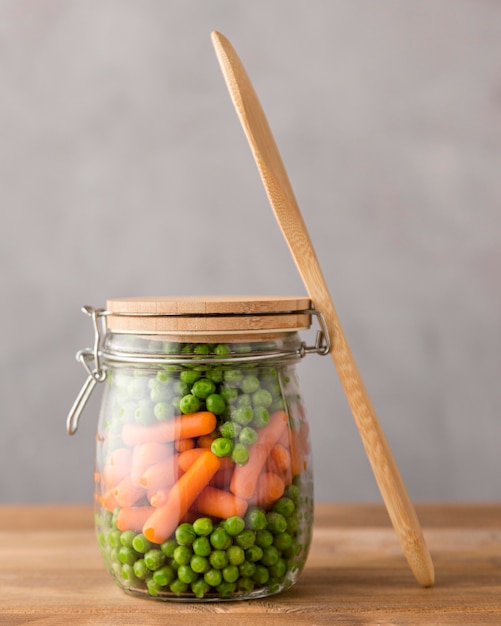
[105, 295, 312, 335]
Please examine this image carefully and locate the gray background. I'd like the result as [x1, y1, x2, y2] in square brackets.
[1, 0, 500, 504]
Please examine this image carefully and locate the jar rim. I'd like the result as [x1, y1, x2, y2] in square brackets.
[105, 295, 312, 335]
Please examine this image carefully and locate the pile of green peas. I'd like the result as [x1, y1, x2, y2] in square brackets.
[97, 487, 310, 599]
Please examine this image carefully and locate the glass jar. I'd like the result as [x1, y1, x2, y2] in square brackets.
[67, 296, 329, 601]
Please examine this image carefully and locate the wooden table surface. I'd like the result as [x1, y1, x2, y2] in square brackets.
[0, 503, 500, 625]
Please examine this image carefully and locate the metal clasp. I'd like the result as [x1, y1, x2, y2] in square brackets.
[299, 309, 331, 357]
[66, 306, 107, 435]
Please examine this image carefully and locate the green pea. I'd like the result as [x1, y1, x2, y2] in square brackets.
[273, 531, 293, 552]
[224, 369, 243, 385]
[133, 558, 150, 580]
[222, 564, 239, 583]
[204, 568, 223, 587]
[214, 344, 231, 356]
[241, 375, 260, 394]
[224, 516, 245, 537]
[237, 393, 252, 407]
[147, 578, 162, 596]
[285, 483, 300, 504]
[144, 549, 166, 571]
[286, 515, 299, 535]
[239, 560, 256, 578]
[239, 426, 258, 446]
[170, 578, 189, 596]
[179, 394, 201, 414]
[252, 406, 270, 428]
[220, 386, 239, 403]
[173, 545, 193, 566]
[209, 549, 228, 570]
[190, 555, 211, 574]
[192, 378, 216, 399]
[211, 437, 233, 458]
[150, 385, 170, 404]
[269, 558, 287, 579]
[191, 578, 211, 598]
[252, 564, 270, 585]
[192, 536, 212, 557]
[177, 564, 199, 584]
[132, 533, 152, 554]
[205, 393, 226, 415]
[206, 368, 224, 383]
[266, 512, 288, 534]
[231, 443, 249, 466]
[255, 529, 274, 548]
[119, 530, 135, 548]
[232, 406, 254, 426]
[245, 545, 263, 563]
[134, 399, 155, 425]
[237, 576, 255, 592]
[252, 389, 273, 408]
[226, 545, 245, 566]
[234, 529, 256, 550]
[193, 517, 213, 537]
[154, 401, 173, 421]
[210, 527, 232, 550]
[246, 506, 267, 531]
[153, 564, 176, 587]
[121, 563, 139, 584]
[175, 523, 196, 546]
[194, 343, 211, 355]
[160, 538, 177, 557]
[118, 546, 139, 566]
[180, 370, 202, 385]
[219, 421, 242, 439]
[216, 581, 237, 597]
[260, 545, 280, 567]
[272, 497, 296, 518]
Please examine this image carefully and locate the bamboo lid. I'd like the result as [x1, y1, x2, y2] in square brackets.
[105, 295, 312, 335]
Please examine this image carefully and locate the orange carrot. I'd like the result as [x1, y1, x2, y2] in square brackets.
[278, 428, 290, 448]
[197, 433, 218, 448]
[130, 442, 171, 485]
[194, 485, 248, 519]
[148, 488, 169, 507]
[230, 410, 288, 500]
[209, 458, 234, 489]
[109, 447, 132, 467]
[140, 456, 180, 492]
[269, 443, 291, 473]
[291, 423, 309, 476]
[250, 472, 285, 509]
[142, 450, 220, 544]
[100, 488, 119, 512]
[175, 438, 195, 453]
[116, 506, 155, 532]
[122, 412, 217, 446]
[102, 463, 130, 489]
[113, 477, 146, 508]
[178, 447, 207, 473]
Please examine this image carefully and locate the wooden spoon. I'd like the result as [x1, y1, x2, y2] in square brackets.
[211, 30, 434, 587]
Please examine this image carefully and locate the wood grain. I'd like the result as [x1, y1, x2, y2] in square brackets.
[211, 30, 434, 587]
[0, 504, 499, 625]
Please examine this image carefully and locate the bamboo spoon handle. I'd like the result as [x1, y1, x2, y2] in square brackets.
[211, 30, 434, 587]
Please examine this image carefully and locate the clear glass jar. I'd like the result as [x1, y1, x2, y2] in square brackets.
[68, 296, 329, 601]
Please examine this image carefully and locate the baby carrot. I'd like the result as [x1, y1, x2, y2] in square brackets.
[178, 447, 207, 473]
[269, 443, 291, 473]
[122, 412, 217, 446]
[116, 506, 155, 532]
[139, 456, 180, 492]
[194, 485, 248, 519]
[113, 477, 146, 508]
[175, 438, 195, 453]
[197, 433, 218, 448]
[102, 462, 130, 490]
[100, 488, 119, 512]
[109, 447, 132, 467]
[209, 457, 234, 489]
[142, 450, 220, 544]
[148, 488, 169, 507]
[130, 442, 171, 485]
[291, 423, 309, 476]
[251, 472, 285, 509]
[230, 410, 288, 500]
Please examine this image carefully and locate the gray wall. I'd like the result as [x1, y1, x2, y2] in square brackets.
[1, 0, 500, 503]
